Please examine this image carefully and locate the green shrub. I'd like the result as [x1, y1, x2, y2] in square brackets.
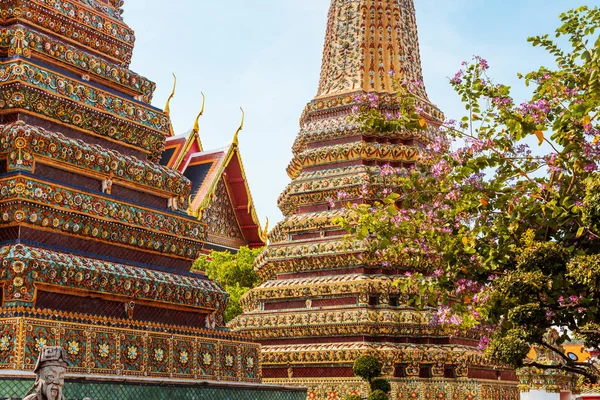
[353, 355, 382, 382]
[368, 390, 389, 400]
[343, 395, 362, 400]
[370, 378, 391, 394]
[486, 329, 531, 368]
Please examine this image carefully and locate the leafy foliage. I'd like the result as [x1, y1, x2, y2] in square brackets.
[192, 246, 262, 323]
[352, 355, 391, 399]
[353, 355, 383, 383]
[343, 396, 362, 400]
[370, 378, 391, 394]
[340, 6, 600, 383]
[368, 390, 389, 400]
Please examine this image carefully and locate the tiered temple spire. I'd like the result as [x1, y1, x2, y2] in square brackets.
[231, 1, 519, 399]
[0, 0, 263, 392]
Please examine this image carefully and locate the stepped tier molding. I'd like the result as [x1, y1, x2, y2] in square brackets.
[0, 0, 136, 65]
[254, 234, 437, 281]
[302, 92, 444, 123]
[291, 113, 441, 156]
[286, 140, 422, 179]
[65, 0, 127, 22]
[230, 309, 482, 342]
[0, 60, 169, 158]
[254, 238, 386, 281]
[0, 175, 201, 241]
[268, 209, 351, 243]
[0, 244, 225, 312]
[0, 25, 155, 101]
[278, 165, 434, 217]
[0, 308, 260, 382]
[0, 177, 205, 260]
[240, 274, 440, 314]
[260, 343, 518, 400]
[0, 121, 190, 205]
[259, 343, 512, 378]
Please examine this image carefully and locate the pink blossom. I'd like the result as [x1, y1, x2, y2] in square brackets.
[473, 56, 489, 70]
[379, 163, 395, 176]
[451, 70, 464, 84]
[478, 336, 490, 350]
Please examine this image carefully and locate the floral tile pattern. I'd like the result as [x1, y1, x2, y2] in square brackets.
[0, 314, 261, 383]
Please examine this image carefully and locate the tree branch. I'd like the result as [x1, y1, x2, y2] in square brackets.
[525, 361, 598, 384]
[539, 340, 572, 364]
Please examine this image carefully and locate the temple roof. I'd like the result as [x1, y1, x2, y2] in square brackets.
[160, 129, 266, 249]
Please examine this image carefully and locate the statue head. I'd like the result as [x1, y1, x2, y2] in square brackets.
[28, 347, 69, 400]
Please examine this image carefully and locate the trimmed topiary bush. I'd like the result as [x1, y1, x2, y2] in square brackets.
[353, 355, 382, 382]
[343, 395, 362, 400]
[368, 389, 389, 400]
[370, 378, 391, 394]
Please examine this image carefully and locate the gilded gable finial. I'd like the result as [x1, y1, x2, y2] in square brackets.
[172, 92, 206, 169]
[192, 92, 206, 135]
[164, 73, 177, 115]
[232, 107, 244, 146]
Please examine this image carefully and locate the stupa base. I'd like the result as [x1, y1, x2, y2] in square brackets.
[264, 377, 519, 400]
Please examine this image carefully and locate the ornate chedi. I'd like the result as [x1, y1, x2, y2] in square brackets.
[231, 1, 519, 399]
[0, 1, 299, 399]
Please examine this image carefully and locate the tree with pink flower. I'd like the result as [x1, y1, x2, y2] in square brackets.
[338, 6, 600, 384]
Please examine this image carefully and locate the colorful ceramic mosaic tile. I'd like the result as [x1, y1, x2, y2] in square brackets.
[0, 121, 191, 202]
[0, 312, 260, 382]
[0, 25, 155, 101]
[1, 175, 203, 239]
[0, 0, 135, 64]
[0, 244, 226, 311]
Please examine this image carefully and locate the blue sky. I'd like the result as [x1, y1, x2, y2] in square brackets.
[123, 0, 592, 227]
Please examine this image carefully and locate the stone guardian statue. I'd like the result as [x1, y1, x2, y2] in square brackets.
[23, 347, 69, 400]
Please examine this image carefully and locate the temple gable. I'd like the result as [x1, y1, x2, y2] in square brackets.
[201, 178, 246, 249]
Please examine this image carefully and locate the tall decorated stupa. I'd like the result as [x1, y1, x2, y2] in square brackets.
[231, 1, 520, 399]
[0, 0, 304, 399]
